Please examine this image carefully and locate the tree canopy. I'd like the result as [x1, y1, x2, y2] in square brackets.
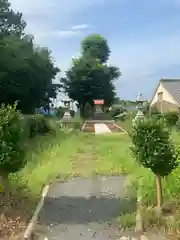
[61, 34, 121, 116]
[0, 0, 60, 113]
[81, 34, 110, 64]
[0, 0, 26, 36]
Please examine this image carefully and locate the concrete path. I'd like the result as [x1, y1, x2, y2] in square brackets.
[34, 176, 166, 240]
[34, 176, 136, 239]
[94, 123, 111, 134]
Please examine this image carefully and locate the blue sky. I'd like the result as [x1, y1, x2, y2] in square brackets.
[11, 0, 180, 101]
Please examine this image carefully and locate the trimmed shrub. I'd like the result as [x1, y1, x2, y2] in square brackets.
[0, 104, 26, 174]
[131, 117, 179, 208]
[164, 111, 179, 126]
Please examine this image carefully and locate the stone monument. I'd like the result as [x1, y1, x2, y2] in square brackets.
[134, 93, 144, 122]
[62, 100, 72, 120]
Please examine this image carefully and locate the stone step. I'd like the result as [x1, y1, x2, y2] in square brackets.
[82, 122, 95, 132]
[94, 123, 111, 134]
[106, 123, 124, 132]
[82, 121, 125, 133]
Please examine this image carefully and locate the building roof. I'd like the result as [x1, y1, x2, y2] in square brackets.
[160, 79, 180, 104]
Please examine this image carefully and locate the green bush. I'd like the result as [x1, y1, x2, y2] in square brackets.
[25, 114, 53, 138]
[131, 117, 179, 208]
[164, 111, 179, 126]
[131, 118, 178, 176]
[0, 104, 26, 174]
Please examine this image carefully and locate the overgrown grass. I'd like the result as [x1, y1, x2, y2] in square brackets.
[116, 117, 133, 133]
[10, 130, 92, 198]
[1, 130, 95, 239]
[3, 118, 180, 237]
[15, 127, 180, 207]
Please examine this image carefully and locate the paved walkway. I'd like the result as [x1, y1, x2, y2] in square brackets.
[34, 176, 136, 239]
[33, 176, 165, 240]
[94, 123, 111, 134]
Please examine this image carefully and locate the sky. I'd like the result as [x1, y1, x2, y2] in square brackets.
[10, 0, 180, 101]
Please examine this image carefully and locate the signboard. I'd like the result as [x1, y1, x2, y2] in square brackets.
[93, 99, 104, 105]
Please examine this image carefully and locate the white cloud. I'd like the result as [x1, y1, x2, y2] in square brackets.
[33, 27, 89, 40]
[10, 0, 101, 36]
[9, 0, 96, 72]
[71, 24, 89, 30]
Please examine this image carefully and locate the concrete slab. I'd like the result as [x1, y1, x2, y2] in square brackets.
[94, 123, 111, 134]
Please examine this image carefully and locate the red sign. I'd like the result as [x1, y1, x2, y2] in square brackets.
[93, 99, 104, 105]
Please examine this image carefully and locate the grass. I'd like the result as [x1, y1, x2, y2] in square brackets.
[11, 131, 93, 197]
[2, 117, 180, 238]
[116, 118, 133, 133]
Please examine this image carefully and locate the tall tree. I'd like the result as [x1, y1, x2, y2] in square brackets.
[0, 42, 60, 113]
[61, 34, 120, 116]
[0, 0, 61, 113]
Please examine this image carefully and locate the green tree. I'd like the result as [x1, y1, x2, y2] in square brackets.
[0, 40, 60, 113]
[61, 57, 119, 116]
[0, 0, 26, 36]
[81, 34, 110, 63]
[61, 34, 120, 116]
[131, 118, 179, 211]
[0, 0, 61, 113]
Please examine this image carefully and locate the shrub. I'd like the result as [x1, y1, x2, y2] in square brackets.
[25, 114, 53, 138]
[0, 104, 26, 175]
[131, 117, 179, 209]
[164, 111, 179, 126]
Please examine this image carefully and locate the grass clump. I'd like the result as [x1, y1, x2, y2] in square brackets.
[11, 131, 91, 197]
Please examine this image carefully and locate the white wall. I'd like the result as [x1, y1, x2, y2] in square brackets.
[151, 82, 178, 106]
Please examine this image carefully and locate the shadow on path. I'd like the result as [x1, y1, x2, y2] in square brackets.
[38, 196, 136, 225]
[35, 176, 137, 240]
